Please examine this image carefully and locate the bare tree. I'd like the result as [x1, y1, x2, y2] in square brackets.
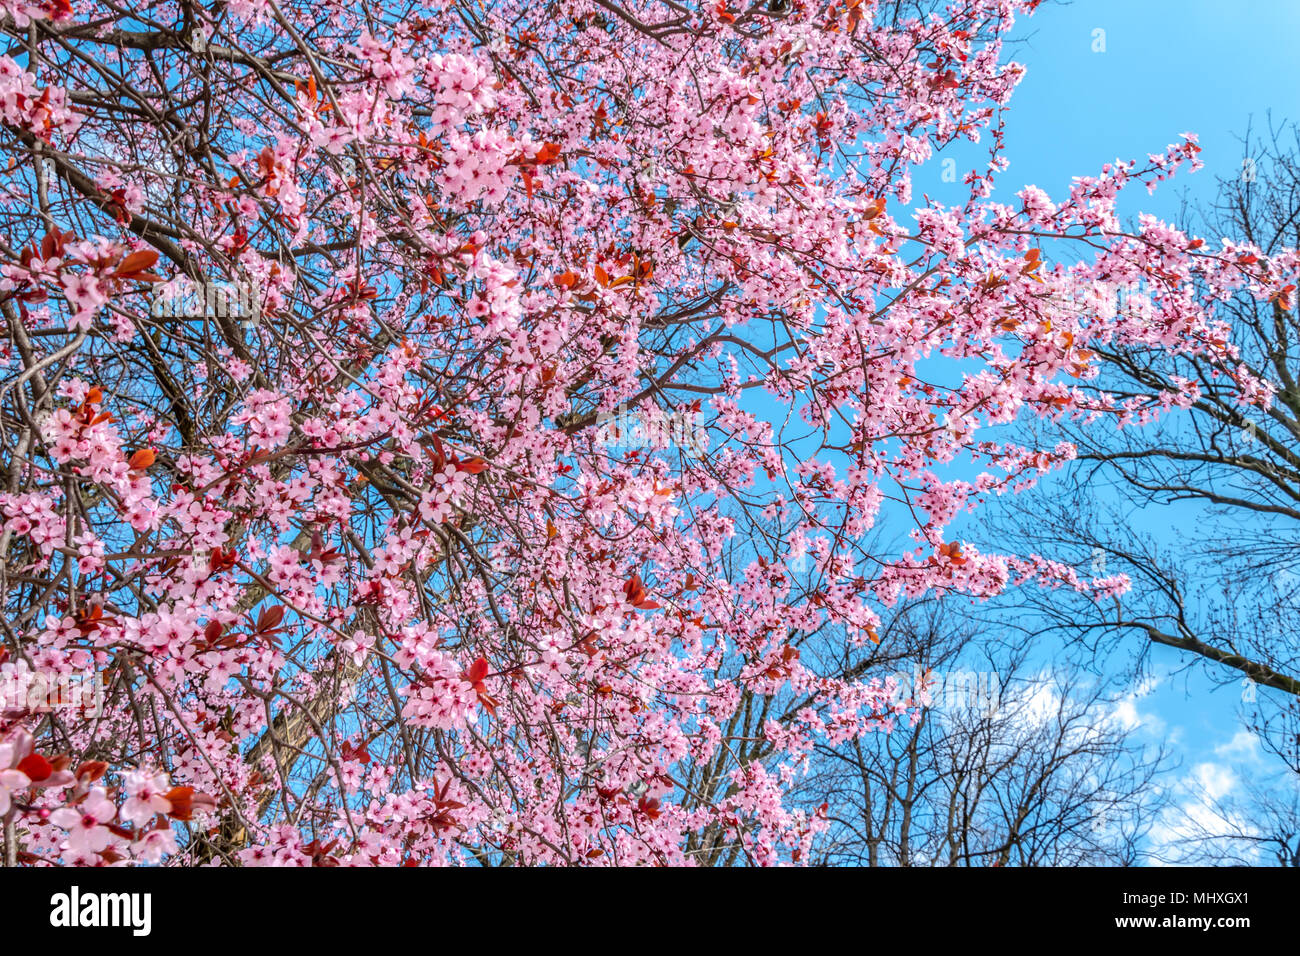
[791, 601, 1168, 866]
[1149, 764, 1300, 867]
[986, 118, 1300, 760]
[969, 120, 1300, 865]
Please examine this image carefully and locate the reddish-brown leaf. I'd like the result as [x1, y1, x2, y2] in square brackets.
[128, 448, 156, 470]
[115, 249, 159, 277]
[534, 142, 562, 165]
[256, 605, 285, 633]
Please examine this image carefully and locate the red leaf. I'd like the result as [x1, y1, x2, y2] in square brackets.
[208, 548, 237, 575]
[623, 573, 661, 610]
[534, 142, 562, 165]
[256, 605, 285, 633]
[463, 656, 490, 685]
[937, 541, 967, 566]
[114, 249, 159, 277]
[17, 753, 52, 782]
[164, 786, 217, 821]
[128, 448, 156, 470]
[76, 760, 109, 783]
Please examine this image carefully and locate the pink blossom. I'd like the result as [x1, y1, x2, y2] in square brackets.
[50, 788, 117, 854]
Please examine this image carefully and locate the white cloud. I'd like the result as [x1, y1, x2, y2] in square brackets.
[1212, 729, 1263, 764]
[1144, 760, 1258, 864]
[1191, 760, 1239, 801]
[1108, 691, 1165, 736]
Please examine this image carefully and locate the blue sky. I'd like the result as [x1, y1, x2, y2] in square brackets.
[990, 0, 1300, 858]
[700, 0, 1297, 859]
[1005, 0, 1300, 222]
